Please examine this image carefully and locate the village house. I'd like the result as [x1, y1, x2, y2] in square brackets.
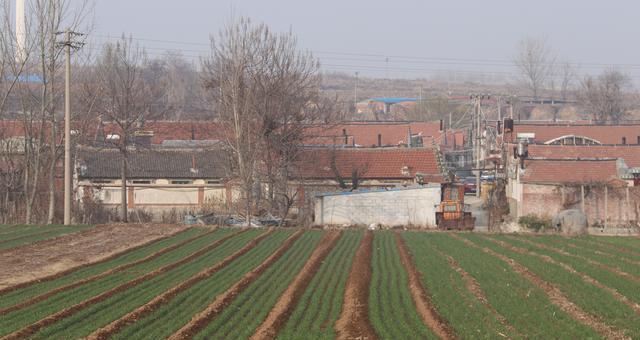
[75, 146, 232, 220]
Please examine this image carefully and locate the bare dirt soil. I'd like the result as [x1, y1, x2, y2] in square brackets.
[334, 231, 377, 340]
[395, 232, 456, 340]
[0, 223, 188, 290]
[453, 234, 628, 340]
[251, 231, 342, 340]
[169, 230, 304, 340]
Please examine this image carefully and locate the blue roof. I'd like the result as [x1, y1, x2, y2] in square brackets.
[7, 74, 43, 83]
[369, 97, 418, 104]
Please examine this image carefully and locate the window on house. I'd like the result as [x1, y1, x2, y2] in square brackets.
[132, 180, 152, 184]
[206, 180, 221, 184]
[171, 180, 192, 185]
[92, 180, 112, 184]
[622, 137, 627, 145]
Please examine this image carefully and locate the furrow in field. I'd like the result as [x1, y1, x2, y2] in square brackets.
[484, 235, 640, 316]
[87, 229, 276, 340]
[512, 236, 640, 284]
[0, 227, 194, 296]
[563, 242, 640, 267]
[251, 231, 342, 340]
[394, 232, 455, 340]
[0, 229, 247, 340]
[587, 237, 640, 256]
[168, 230, 305, 340]
[334, 231, 377, 340]
[434, 244, 518, 338]
[0, 228, 213, 315]
[452, 233, 626, 340]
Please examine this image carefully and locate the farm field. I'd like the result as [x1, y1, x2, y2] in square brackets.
[0, 224, 94, 251]
[0, 228, 638, 339]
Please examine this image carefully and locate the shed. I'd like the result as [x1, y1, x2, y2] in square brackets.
[314, 185, 441, 227]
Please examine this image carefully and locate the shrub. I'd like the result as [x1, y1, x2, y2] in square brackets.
[518, 214, 551, 232]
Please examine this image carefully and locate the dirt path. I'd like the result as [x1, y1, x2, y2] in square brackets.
[453, 234, 628, 340]
[334, 231, 377, 340]
[168, 230, 305, 340]
[0, 228, 215, 316]
[394, 232, 455, 340]
[0, 224, 187, 290]
[251, 231, 342, 340]
[87, 229, 275, 340]
[481, 235, 640, 316]
[1, 229, 246, 340]
[511, 237, 640, 284]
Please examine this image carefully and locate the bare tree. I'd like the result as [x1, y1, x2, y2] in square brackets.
[90, 37, 165, 221]
[580, 69, 635, 124]
[559, 61, 576, 101]
[202, 18, 329, 224]
[514, 37, 555, 100]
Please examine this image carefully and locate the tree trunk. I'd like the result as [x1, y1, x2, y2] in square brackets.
[120, 153, 128, 222]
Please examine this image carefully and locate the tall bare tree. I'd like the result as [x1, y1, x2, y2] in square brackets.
[89, 37, 165, 221]
[514, 37, 555, 100]
[202, 18, 330, 224]
[580, 69, 635, 124]
[559, 61, 576, 101]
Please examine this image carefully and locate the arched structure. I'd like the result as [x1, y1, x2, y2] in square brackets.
[544, 135, 603, 146]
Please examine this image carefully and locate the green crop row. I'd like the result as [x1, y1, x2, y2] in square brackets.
[528, 235, 640, 278]
[0, 228, 239, 336]
[31, 229, 266, 339]
[0, 227, 205, 310]
[587, 235, 640, 252]
[497, 235, 640, 307]
[369, 231, 435, 339]
[556, 236, 640, 263]
[0, 225, 94, 251]
[113, 230, 295, 340]
[470, 234, 640, 339]
[194, 230, 325, 340]
[403, 232, 517, 339]
[277, 231, 363, 340]
[430, 233, 599, 339]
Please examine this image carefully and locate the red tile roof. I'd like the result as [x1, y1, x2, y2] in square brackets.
[521, 159, 621, 184]
[303, 121, 463, 147]
[294, 147, 444, 182]
[526, 144, 640, 168]
[507, 123, 640, 145]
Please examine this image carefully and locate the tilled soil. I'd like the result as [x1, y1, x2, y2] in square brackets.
[395, 232, 456, 340]
[169, 230, 305, 340]
[0, 228, 215, 316]
[0, 223, 187, 290]
[334, 231, 377, 340]
[454, 234, 629, 340]
[251, 231, 342, 340]
[2, 229, 244, 340]
[87, 229, 274, 340]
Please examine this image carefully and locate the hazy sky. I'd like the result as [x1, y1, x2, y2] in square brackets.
[92, 0, 640, 80]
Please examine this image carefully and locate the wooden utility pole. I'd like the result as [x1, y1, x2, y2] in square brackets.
[58, 29, 84, 225]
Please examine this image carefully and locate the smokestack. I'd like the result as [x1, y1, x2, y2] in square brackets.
[16, 0, 26, 62]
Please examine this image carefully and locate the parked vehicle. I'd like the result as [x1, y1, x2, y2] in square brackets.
[463, 177, 477, 194]
[436, 183, 475, 230]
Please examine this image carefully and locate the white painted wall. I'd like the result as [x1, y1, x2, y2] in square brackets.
[314, 186, 441, 227]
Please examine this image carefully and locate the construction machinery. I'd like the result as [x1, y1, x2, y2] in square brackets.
[435, 183, 475, 230]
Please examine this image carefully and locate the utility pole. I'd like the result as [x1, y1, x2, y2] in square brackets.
[58, 29, 84, 225]
[475, 96, 481, 198]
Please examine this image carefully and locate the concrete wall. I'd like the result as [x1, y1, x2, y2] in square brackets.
[314, 186, 441, 227]
[519, 183, 640, 227]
